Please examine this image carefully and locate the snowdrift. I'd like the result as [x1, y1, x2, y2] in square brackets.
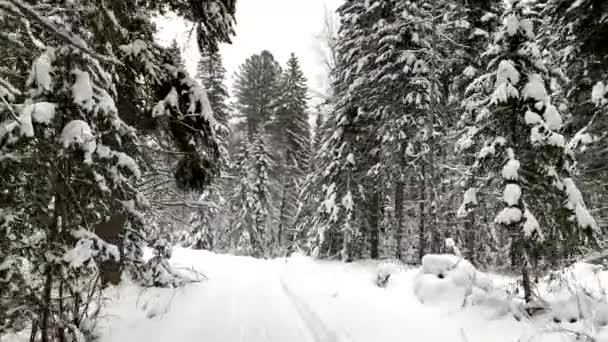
[7, 248, 608, 342]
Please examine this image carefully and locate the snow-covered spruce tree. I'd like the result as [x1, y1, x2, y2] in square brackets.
[458, 1, 598, 302]
[168, 39, 187, 71]
[226, 134, 255, 253]
[544, 0, 608, 237]
[188, 48, 231, 251]
[0, 47, 142, 340]
[307, 0, 372, 262]
[233, 50, 282, 140]
[275, 53, 311, 253]
[225, 131, 274, 257]
[362, 0, 440, 260]
[0, 0, 235, 339]
[197, 48, 230, 127]
[247, 131, 276, 257]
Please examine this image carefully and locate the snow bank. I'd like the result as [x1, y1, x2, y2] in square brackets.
[87, 248, 608, 342]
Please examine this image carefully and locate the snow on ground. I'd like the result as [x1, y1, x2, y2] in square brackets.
[90, 248, 595, 342]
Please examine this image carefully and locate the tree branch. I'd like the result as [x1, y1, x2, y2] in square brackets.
[5, 0, 123, 66]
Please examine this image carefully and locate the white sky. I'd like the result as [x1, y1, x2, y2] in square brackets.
[155, 0, 343, 105]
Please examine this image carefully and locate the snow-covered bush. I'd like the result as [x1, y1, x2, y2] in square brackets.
[414, 254, 494, 307]
[376, 259, 406, 288]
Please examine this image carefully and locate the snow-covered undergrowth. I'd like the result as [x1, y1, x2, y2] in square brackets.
[6, 249, 608, 342]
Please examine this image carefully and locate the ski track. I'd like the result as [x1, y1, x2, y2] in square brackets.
[97, 248, 561, 342]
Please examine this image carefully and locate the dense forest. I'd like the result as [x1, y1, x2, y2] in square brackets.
[1, 0, 608, 341]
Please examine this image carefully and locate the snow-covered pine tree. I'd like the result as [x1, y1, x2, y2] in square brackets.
[458, 0, 598, 302]
[233, 51, 282, 140]
[275, 53, 311, 253]
[197, 48, 230, 128]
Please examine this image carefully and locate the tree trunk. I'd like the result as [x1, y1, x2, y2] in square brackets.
[277, 186, 288, 248]
[522, 263, 533, 303]
[465, 213, 476, 266]
[418, 168, 426, 262]
[394, 182, 404, 260]
[369, 191, 380, 259]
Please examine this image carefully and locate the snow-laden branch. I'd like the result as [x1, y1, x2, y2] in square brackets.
[4, 0, 123, 66]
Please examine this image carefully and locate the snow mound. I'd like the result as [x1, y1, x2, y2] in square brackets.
[414, 254, 494, 308]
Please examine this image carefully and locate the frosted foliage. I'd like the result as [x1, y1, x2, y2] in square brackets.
[455, 126, 478, 152]
[478, 144, 495, 158]
[524, 110, 542, 125]
[522, 74, 547, 102]
[503, 184, 521, 206]
[61, 120, 96, 164]
[496, 60, 520, 85]
[72, 69, 94, 111]
[569, 130, 595, 152]
[29, 102, 57, 125]
[504, 14, 519, 37]
[114, 151, 141, 179]
[96, 144, 112, 159]
[495, 207, 522, 225]
[481, 12, 496, 22]
[530, 125, 565, 147]
[346, 153, 355, 165]
[502, 159, 520, 180]
[592, 82, 607, 106]
[492, 60, 520, 103]
[563, 178, 599, 231]
[543, 105, 562, 130]
[457, 188, 477, 218]
[478, 137, 506, 159]
[63, 230, 119, 268]
[547, 132, 565, 147]
[492, 83, 519, 103]
[152, 87, 178, 117]
[519, 19, 534, 39]
[92, 171, 110, 192]
[523, 209, 542, 239]
[322, 183, 339, 223]
[18, 104, 34, 138]
[462, 66, 477, 78]
[342, 192, 353, 211]
[27, 49, 54, 96]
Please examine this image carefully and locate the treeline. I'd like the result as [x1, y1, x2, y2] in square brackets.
[183, 0, 608, 302]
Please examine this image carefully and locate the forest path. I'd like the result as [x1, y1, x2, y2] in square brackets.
[97, 248, 542, 342]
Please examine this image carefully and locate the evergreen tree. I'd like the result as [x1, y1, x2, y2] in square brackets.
[197, 48, 230, 127]
[233, 51, 282, 140]
[458, 0, 598, 302]
[189, 48, 231, 251]
[168, 39, 186, 70]
[275, 53, 311, 252]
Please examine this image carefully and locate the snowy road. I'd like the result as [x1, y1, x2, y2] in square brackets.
[98, 248, 554, 342]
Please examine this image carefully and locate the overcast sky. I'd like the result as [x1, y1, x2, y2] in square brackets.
[155, 0, 343, 103]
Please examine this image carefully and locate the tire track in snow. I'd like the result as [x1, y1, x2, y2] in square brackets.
[277, 264, 349, 342]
